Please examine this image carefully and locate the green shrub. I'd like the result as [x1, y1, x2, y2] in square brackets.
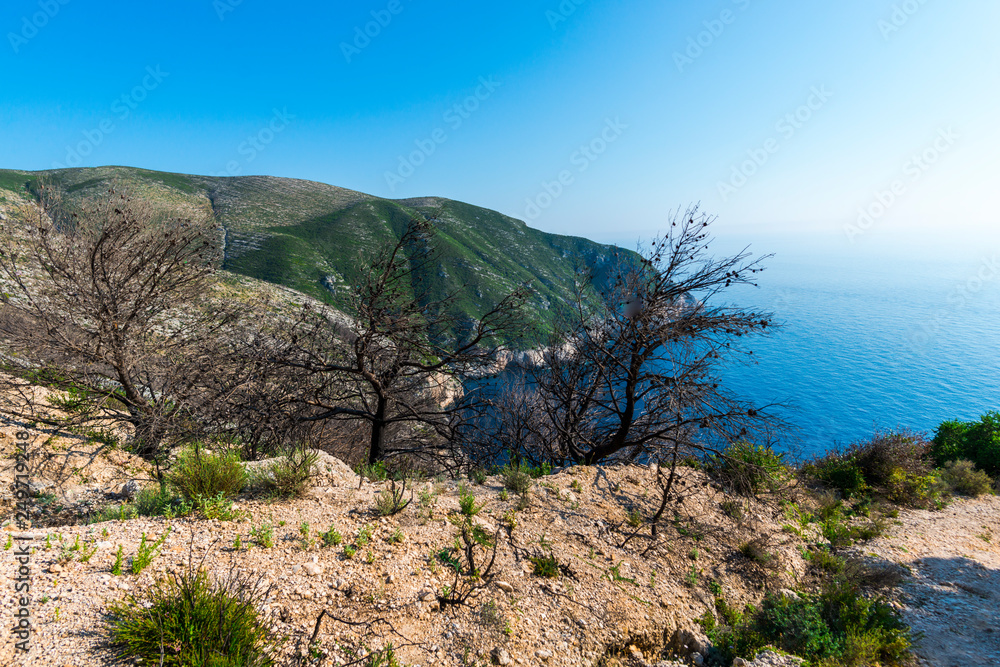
[458, 484, 485, 517]
[939, 458, 994, 497]
[501, 465, 532, 496]
[931, 411, 1000, 476]
[167, 447, 246, 502]
[709, 580, 910, 667]
[528, 552, 560, 578]
[809, 429, 939, 506]
[105, 567, 278, 666]
[258, 447, 317, 498]
[711, 441, 788, 496]
[807, 455, 868, 498]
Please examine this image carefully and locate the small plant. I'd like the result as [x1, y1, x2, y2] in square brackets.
[251, 523, 275, 549]
[196, 493, 245, 521]
[470, 468, 488, 485]
[233, 535, 243, 550]
[501, 464, 532, 496]
[529, 552, 560, 578]
[3, 534, 12, 550]
[375, 478, 412, 516]
[166, 446, 247, 502]
[738, 539, 776, 567]
[356, 460, 389, 482]
[498, 488, 509, 501]
[709, 579, 723, 596]
[343, 544, 357, 559]
[387, 527, 404, 545]
[689, 547, 699, 560]
[299, 520, 310, 542]
[459, 484, 485, 517]
[627, 509, 643, 528]
[101, 527, 109, 538]
[105, 565, 278, 666]
[357, 524, 374, 547]
[684, 565, 698, 587]
[321, 525, 343, 547]
[609, 563, 636, 586]
[479, 599, 509, 634]
[258, 446, 317, 498]
[132, 529, 171, 575]
[111, 545, 124, 576]
[570, 478, 582, 493]
[720, 499, 744, 520]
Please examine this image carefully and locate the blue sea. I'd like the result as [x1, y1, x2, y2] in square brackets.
[713, 231, 1000, 461]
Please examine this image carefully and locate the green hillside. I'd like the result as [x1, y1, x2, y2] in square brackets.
[0, 166, 635, 343]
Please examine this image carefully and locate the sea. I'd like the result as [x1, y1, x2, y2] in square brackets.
[709, 229, 1000, 461]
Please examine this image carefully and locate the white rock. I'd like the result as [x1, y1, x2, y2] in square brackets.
[535, 650, 552, 660]
[495, 581, 514, 593]
[303, 562, 324, 576]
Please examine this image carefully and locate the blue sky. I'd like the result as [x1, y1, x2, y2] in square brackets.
[2, 0, 998, 252]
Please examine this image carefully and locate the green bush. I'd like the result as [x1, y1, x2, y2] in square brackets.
[939, 458, 994, 497]
[258, 447, 317, 498]
[710, 441, 788, 496]
[807, 455, 868, 498]
[501, 465, 532, 496]
[932, 412, 1000, 477]
[105, 567, 278, 666]
[710, 581, 910, 667]
[166, 447, 246, 502]
[807, 429, 939, 506]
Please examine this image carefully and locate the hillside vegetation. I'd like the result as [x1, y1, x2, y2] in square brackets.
[0, 166, 632, 343]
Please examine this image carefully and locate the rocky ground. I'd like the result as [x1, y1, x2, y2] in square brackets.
[852, 494, 1000, 667]
[1, 412, 997, 667]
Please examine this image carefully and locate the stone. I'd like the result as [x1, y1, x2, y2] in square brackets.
[495, 581, 514, 593]
[302, 562, 324, 576]
[628, 645, 643, 661]
[534, 650, 552, 661]
[491, 647, 511, 665]
[48, 563, 63, 573]
[120, 480, 141, 500]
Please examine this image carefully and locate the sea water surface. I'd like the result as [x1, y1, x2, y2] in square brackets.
[712, 232, 1000, 460]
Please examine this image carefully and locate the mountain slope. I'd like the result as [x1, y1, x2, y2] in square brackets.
[0, 166, 635, 342]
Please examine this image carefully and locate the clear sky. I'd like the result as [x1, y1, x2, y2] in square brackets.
[2, 0, 998, 252]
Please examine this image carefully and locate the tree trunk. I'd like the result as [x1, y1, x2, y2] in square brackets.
[367, 395, 388, 465]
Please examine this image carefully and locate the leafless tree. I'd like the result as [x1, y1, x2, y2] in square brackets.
[491, 206, 782, 474]
[265, 214, 528, 468]
[0, 184, 236, 473]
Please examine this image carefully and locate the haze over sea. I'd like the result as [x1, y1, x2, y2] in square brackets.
[708, 229, 1000, 461]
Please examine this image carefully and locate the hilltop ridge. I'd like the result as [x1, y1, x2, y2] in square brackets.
[0, 166, 636, 344]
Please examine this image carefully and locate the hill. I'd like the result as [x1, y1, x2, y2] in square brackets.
[0, 166, 636, 344]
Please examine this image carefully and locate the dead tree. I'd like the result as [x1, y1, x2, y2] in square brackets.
[523, 205, 782, 468]
[267, 213, 528, 468]
[0, 184, 236, 472]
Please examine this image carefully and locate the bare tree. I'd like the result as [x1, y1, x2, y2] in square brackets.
[501, 205, 781, 469]
[0, 184, 234, 471]
[267, 214, 528, 468]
